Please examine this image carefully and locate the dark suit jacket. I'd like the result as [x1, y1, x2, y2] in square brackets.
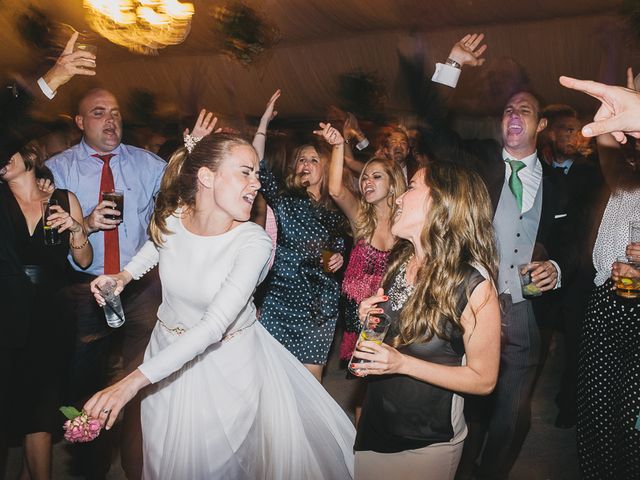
[547, 159, 603, 282]
[423, 123, 571, 276]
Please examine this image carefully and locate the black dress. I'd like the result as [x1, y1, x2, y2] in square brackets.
[1, 187, 74, 435]
[355, 265, 485, 453]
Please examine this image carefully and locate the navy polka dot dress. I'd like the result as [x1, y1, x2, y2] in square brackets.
[577, 281, 640, 479]
[258, 159, 345, 365]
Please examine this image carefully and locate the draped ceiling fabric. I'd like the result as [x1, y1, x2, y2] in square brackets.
[0, 0, 637, 125]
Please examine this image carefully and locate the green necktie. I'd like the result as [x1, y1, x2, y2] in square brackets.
[507, 159, 525, 211]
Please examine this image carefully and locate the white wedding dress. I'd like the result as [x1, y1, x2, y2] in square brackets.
[124, 213, 355, 479]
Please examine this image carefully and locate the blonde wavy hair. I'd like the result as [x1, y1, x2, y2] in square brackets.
[352, 157, 406, 241]
[383, 162, 498, 347]
[283, 143, 336, 210]
[149, 134, 253, 246]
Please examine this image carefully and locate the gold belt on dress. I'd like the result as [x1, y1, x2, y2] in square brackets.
[158, 318, 256, 342]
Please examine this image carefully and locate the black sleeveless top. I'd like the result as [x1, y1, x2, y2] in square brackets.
[4, 187, 71, 276]
[354, 266, 486, 453]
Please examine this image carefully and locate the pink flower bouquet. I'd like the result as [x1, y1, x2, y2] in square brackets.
[60, 406, 102, 443]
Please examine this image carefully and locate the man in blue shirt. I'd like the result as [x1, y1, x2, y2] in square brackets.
[47, 88, 165, 479]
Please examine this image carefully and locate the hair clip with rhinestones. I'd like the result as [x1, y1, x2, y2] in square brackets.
[183, 133, 202, 154]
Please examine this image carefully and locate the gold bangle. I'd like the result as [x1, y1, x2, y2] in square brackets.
[70, 235, 89, 249]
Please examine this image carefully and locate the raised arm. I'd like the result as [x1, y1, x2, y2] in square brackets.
[253, 89, 281, 159]
[431, 33, 487, 89]
[419, 34, 496, 170]
[315, 122, 360, 223]
[342, 112, 368, 175]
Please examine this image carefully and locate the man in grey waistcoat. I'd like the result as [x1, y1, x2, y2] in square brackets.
[420, 34, 570, 480]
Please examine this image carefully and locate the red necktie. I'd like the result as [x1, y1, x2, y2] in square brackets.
[93, 153, 120, 274]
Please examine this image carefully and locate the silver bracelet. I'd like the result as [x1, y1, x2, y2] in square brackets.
[445, 58, 462, 69]
[255, 132, 266, 137]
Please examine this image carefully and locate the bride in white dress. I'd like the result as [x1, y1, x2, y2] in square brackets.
[84, 131, 355, 479]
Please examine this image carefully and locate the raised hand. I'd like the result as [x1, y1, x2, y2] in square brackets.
[253, 90, 281, 158]
[42, 32, 97, 92]
[447, 33, 487, 68]
[313, 122, 344, 146]
[260, 89, 281, 125]
[183, 109, 220, 140]
[559, 75, 640, 143]
[343, 112, 363, 142]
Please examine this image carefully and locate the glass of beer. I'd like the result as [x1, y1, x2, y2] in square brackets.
[321, 249, 334, 273]
[519, 263, 543, 298]
[102, 190, 124, 221]
[41, 199, 62, 246]
[348, 312, 391, 376]
[615, 256, 640, 299]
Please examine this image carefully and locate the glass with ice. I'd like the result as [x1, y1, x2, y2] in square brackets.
[348, 312, 391, 376]
[98, 278, 126, 328]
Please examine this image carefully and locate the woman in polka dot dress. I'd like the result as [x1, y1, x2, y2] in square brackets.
[256, 92, 346, 382]
[577, 138, 640, 479]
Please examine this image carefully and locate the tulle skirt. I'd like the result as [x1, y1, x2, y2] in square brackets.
[140, 321, 355, 479]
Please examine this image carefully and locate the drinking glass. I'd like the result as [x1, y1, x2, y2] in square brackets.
[102, 190, 124, 221]
[42, 199, 62, 246]
[615, 256, 640, 299]
[519, 263, 542, 298]
[321, 249, 334, 273]
[98, 278, 126, 328]
[348, 312, 391, 376]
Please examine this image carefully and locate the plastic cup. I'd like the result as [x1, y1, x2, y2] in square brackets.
[348, 312, 391, 376]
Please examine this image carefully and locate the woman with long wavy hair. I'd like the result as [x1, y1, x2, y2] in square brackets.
[322, 122, 406, 363]
[82, 130, 355, 479]
[351, 163, 501, 480]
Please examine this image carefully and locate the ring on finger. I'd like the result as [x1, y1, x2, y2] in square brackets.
[102, 408, 111, 415]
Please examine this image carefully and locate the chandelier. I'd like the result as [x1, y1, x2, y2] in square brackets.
[83, 0, 195, 55]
